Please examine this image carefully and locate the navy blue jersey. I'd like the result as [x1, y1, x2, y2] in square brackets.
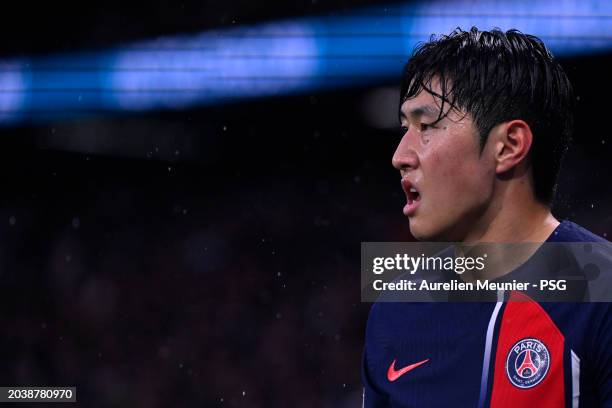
[363, 221, 612, 407]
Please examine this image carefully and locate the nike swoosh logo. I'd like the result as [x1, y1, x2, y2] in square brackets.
[387, 358, 429, 382]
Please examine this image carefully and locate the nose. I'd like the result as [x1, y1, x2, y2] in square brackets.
[392, 131, 419, 172]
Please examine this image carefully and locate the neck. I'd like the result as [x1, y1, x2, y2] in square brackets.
[457, 187, 559, 282]
[462, 184, 559, 244]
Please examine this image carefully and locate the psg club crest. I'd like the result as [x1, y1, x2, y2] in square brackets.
[506, 338, 550, 389]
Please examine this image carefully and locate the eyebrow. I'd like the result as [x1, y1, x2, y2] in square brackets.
[399, 104, 441, 121]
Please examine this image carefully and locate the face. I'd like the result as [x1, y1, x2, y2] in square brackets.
[393, 82, 497, 241]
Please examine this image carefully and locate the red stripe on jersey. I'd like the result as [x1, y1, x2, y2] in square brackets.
[490, 291, 565, 408]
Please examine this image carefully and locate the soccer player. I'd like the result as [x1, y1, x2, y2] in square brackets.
[362, 28, 611, 407]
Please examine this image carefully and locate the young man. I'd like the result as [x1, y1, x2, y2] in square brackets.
[362, 28, 611, 407]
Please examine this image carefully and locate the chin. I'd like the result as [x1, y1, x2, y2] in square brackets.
[409, 220, 435, 241]
[409, 218, 451, 242]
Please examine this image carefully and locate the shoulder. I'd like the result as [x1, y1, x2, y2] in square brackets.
[547, 220, 608, 243]
[364, 300, 437, 344]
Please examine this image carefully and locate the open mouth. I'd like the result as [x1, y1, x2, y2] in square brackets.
[407, 186, 421, 205]
[401, 178, 421, 216]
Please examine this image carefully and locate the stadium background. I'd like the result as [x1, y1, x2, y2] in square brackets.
[0, 0, 610, 406]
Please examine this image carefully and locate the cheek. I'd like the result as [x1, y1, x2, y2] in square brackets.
[427, 149, 467, 184]
[426, 144, 489, 200]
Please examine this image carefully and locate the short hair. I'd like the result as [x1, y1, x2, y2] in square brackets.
[399, 27, 574, 204]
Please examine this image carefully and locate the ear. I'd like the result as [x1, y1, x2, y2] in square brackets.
[493, 120, 533, 174]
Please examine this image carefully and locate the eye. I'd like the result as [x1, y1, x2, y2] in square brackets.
[400, 125, 409, 135]
[420, 122, 436, 132]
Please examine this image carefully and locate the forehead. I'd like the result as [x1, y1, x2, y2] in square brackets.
[399, 78, 444, 118]
[399, 82, 468, 124]
[399, 97, 440, 120]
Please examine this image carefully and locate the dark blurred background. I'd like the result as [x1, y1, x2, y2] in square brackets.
[0, 1, 610, 407]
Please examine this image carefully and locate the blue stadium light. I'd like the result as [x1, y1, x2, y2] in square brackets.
[0, 0, 611, 125]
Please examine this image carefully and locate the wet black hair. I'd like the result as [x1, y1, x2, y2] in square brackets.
[400, 27, 574, 204]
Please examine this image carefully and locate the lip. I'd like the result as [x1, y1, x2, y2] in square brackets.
[400, 178, 421, 216]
